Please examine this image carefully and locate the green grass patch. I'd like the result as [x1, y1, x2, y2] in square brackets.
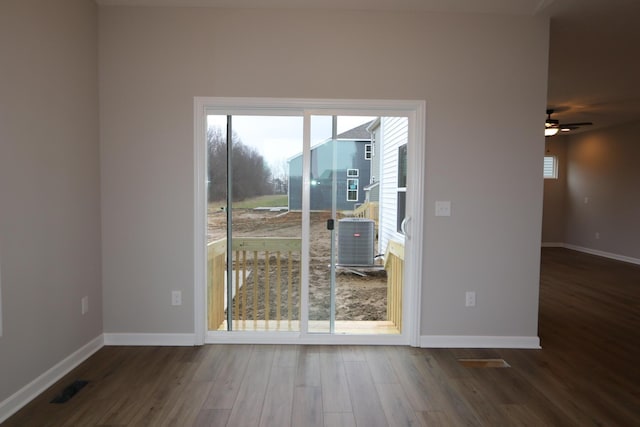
[209, 194, 288, 210]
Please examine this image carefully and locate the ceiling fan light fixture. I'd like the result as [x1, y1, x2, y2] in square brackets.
[545, 127, 560, 137]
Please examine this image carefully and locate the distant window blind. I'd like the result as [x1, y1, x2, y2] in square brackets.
[544, 156, 557, 179]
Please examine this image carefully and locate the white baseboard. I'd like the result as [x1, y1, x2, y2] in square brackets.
[543, 242, 640, 265]
[563, 244, 640, 266]
[103, 333, 196, 346]
[0, 335, 104, 424]
[420, 335, 541, 349]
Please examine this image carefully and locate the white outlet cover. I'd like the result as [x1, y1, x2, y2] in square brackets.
[435, 201, 451, 217]
[465, 291, 476, 307]
[171, 291, 182, 306]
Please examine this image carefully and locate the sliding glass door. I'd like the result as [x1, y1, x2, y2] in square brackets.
[196, 98, 423, 344]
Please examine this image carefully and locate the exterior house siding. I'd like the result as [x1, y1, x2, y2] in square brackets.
[288, 139, 372, 211]
[378, 117, 408, 254]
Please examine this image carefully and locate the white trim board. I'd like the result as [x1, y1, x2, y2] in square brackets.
[0, 335, 104, 424]
[563, 244, 640, 266]
[421, 335, 541, 349]
[542, 242, 640, 266]
[103, 333, 197, 346]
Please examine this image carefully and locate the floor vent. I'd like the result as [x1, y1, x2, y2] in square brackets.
[457, 358, 510, 368]
[50, 380, 88, 404]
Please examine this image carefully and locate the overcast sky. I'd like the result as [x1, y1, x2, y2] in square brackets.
[207, 115, 375, 171]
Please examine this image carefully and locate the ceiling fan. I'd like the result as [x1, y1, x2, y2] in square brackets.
[545, 109, 593, 136]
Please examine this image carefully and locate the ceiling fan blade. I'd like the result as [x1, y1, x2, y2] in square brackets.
[546, 106, 571, 114]
[558, 122, 593, 127]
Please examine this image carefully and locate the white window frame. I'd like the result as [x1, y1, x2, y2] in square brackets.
[193, 97, 426, 347]
[347, 168, 359, 177]
[365, 143, 373, 160]
[544, 155, 558, 179]
[347, 178, 359, 201]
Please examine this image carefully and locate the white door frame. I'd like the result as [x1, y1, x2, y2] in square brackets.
[193, 97, 425, 346]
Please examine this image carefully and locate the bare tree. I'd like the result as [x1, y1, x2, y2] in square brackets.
[207, 127, 272, 202]
[270, 158, 289, 194]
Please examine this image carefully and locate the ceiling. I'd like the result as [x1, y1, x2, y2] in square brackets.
[96, 0, 640, 133]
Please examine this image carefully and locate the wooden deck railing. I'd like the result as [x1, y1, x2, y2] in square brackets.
[207, 237, 302, 331]
[384, 240, 404, 330]
[352, 201, 379, 222]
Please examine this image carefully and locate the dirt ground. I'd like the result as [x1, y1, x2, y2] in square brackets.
[208, 208, 387, 321]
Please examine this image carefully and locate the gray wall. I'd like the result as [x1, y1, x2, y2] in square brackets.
[0, 0, 102, 403]
[99, 7, 549, 338]
[564, 121, 640, 259]
[542, 135, 568, 243]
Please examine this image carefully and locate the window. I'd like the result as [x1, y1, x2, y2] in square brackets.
[397, 144, 407, 232]
[365, 144, 373, 160]
[347, 178, 359, 201]
[544, 155, 558, 179]
[347, 168, 359, 177]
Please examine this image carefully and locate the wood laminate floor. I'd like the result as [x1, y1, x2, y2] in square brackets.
[4, 248, 639, 426]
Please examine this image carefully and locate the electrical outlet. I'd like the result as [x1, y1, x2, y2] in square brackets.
[465, 291, 476, 307]
[171, 291, 182, 306]
[81, 296, 89, 315]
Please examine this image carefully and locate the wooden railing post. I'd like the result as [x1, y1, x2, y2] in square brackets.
[384, 240, 405, 331]
[207, 238, 227, 330]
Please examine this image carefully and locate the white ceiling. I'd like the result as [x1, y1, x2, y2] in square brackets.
[96, 0, 640, 133]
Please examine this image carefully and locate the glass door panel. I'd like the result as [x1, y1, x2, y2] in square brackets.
[307, 115, 400, 335]
[206, 114, 303, 332]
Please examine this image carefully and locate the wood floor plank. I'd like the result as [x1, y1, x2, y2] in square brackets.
[291, 386, 323, 427]
[408, 352, 482, 426]
[191, 344, 224, 382]
[273, 344, 299, 368]
[340, 345, 367, 362]
[202, 344, 252, 410]
[319, 347, 352, 413]
[323, 412, 356, 427]
[343, 361, 387, 427]
[374, 382, 421, 426]
[385, 346, 438, 411]
[295, 346, 321, 388]
[414, 410, 457, 427]
[364, 346, 399, 384]
[156, 380, 213, 426]
[498, 403, 547, 426]
[259, 366, 295, 427]
[226, 345, 275, 426]
[193, 408, 231, 427]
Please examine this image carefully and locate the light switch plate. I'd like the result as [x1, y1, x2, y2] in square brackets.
[435, 201, 451, 217]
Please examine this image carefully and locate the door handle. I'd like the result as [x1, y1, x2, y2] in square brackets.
[400, 217, 410, 238]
